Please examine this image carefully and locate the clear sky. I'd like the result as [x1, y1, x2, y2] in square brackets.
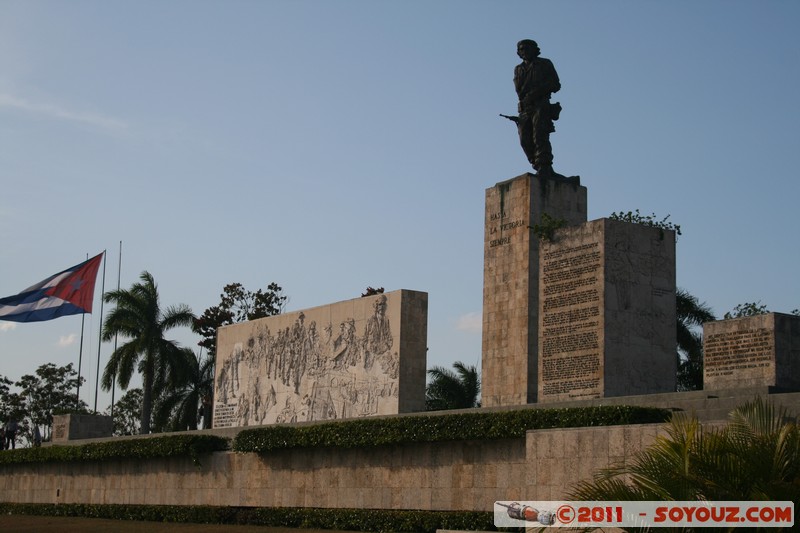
[1, 1, 798, 412]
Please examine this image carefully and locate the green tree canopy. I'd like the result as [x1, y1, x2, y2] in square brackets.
[676, 288, 715, 391]
[193, 282, 286, 358]
[153, 348, 215, 431]
[101, 271, 195, 434]
[426, 361, 481, 411]
[104, 387, 143, 436]
[724, 301, 770, 319]
[0, 363, 89, 446]
[17, 362, 88, 442]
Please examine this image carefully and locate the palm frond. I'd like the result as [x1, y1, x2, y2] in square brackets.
[567, 398, 800, 505]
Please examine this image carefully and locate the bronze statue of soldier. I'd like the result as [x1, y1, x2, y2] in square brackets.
[503, 39, 565, 178]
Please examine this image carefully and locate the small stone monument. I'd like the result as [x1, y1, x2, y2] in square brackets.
[51, 413, 113, 442]
[703, 313, 800, 391]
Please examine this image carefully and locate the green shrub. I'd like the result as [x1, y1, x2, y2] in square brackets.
[234, 405, 670, 453]
[609, 209, 681, 240]
[0, 434, 229, 467]
[0, 503, 500, 532]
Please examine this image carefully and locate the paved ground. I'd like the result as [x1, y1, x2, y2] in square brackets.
[0, 515, 356, 532]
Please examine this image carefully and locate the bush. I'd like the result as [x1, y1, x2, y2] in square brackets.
[234, 405, 670, 453]
[0, 503, 499, 532]
[0, 434, 229, 467]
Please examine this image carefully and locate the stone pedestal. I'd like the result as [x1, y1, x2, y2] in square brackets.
[51, 414, 113, 442]
[703, 313, 800, 391]
[538, 218, 677, 401]
[481, 173, 587, 407]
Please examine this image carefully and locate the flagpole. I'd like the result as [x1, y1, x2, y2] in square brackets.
[110, 241, 122, 421]
[93, 250, 107, 413]
[76, 253, 89, 405]
[76, 312, 86, 404]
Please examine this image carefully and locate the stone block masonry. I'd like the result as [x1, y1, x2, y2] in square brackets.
[52, 414, 113, 442]
[0, 425, 661, 511]
[538, 219, 677, 401]
[704, 313, 800, 391]
[482, 173, 587, 407]
[5, 391, 800, 511]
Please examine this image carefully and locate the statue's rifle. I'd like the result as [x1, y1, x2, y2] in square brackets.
[499, 113, 519, 124]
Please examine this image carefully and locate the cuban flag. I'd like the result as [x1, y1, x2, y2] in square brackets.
[0, 252, 104, 323]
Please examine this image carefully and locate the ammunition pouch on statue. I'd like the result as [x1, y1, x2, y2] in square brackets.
[550, 102, 562, 121]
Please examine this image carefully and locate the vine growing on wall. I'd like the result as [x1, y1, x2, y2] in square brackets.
[531, 213, 566, 242]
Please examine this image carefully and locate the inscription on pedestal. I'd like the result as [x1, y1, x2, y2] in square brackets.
[704, 313, 800, 391]
[704, 328, 773, 378]
[540, 241, 602, 399]
[537, 218, 676, 401]
[488, 211, 526, 248]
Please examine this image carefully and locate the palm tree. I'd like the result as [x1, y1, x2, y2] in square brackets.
[569, 397, 800, 506]
[676, 288, 715, 391]
[425, 361, 481, 410]
[101, 271, 195, 434]
[153, 348, 214, 431]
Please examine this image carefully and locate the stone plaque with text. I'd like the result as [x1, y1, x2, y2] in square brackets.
[703, 313, 800, 391]
[538, 218, 676, 402]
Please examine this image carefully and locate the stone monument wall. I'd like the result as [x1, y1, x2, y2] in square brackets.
[0, 423, 664, 510]
[704, 313, 800, 391]
[482, 173, 587, 407]
[213, 290, 427, 428]
[538, 218, 676, 401]
[6, 391, 800, 510]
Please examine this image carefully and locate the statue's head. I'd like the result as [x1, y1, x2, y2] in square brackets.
[517, 39, 540, 60]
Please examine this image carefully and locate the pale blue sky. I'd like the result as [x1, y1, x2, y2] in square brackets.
[1, 1, 799, 411]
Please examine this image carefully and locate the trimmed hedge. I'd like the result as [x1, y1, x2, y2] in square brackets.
[0, 434, 229, 467]
[0, 503, 502, 532]
[234, 405, 671, 453]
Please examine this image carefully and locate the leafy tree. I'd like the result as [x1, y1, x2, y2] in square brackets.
[426, 361, 481, 411]
[153, 348, 215, 431]
[194, 282, 286, 358]
[0, 376, 22, 421]
[105, 388, 143, 436]
[569, 397, 800, 507]
[16, 363, 89, 442]
[0, 364, 88, 447]
[676, 288, 715, 391]
[101, 271, 195, 434]
[0, 375, 26, 446]
[724, 301, 770, 319]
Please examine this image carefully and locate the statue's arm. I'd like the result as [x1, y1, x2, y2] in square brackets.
[545, 59, 561, 94]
